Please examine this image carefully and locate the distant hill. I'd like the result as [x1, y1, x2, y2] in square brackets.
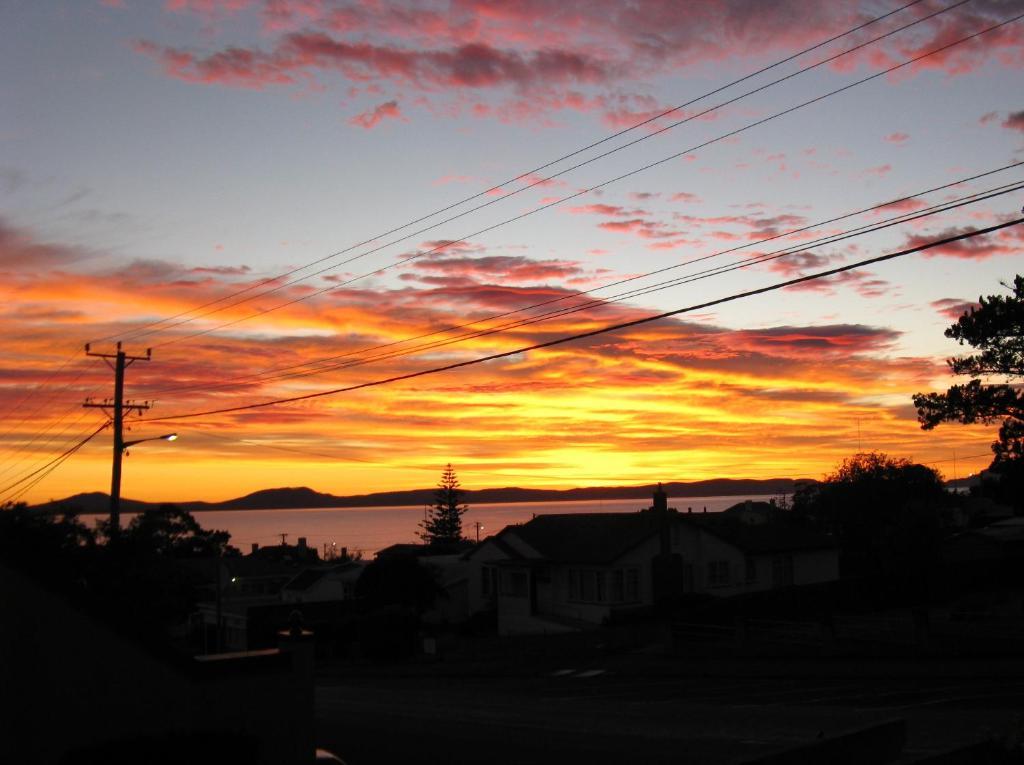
[27, 478, 809, 515]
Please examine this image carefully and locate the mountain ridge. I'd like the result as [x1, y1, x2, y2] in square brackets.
[26, 478, 811, 514]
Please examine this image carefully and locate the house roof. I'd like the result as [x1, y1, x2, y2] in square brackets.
[722, 500, 776, 516]
[282, 568, 327, 592]
[282, 562, 365, 592]
[462, 533, 526, 561]
[496, 509, 836, 564]
[688, 514, 837, 553]
[509, 512, 663, 564]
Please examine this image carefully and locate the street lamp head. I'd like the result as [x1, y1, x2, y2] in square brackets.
[122, 432, 180, 450]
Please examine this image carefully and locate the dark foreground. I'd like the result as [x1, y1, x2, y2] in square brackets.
[314, 653, 1024, 765]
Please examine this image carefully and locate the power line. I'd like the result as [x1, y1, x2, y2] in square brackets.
[143, 1, 990, 351]
[140, 218, 1024, 424]
[94, 0, 932, 347]
[143, 173, 1024, 398]
[0, 420, 109, 504]
[0, 409, 96, 483]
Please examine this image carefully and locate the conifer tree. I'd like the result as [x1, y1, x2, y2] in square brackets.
[419, 463, 468, 547]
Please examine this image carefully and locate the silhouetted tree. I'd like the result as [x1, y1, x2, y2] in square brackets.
[419, 464, 468, 548]
[792, 452, 949, 597]
[913, 275, 1024, 511]
[110, 504, 238, 558]
[0, 501, 95, 576]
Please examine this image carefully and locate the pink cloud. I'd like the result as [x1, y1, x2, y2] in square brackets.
[349, 99, 404, 129]
[728, 324, 900, 358]
[0, 217, 90, 272]
[931, 297, 979, 321]
[874, 198, 927, 214]
[134, 1, 1024, 127]
[1003, 110, 1024, 132]
[863, 164, 892, 177]
[432, 173, 473, 186]
[884, 132, 909, 144]
[784, 270, 891, 299]
[136, 33, 611, 93]
[598, 218, 680, 239]
[670, 192, 701, 204]
[566, 203, 633, 217]
[908, 225, 1024, 260]
[766, 251, 839, 278]
[406, 253, 594, 287]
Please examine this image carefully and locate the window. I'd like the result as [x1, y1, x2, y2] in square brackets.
[610, 570, 624, 602]
[481, 566, 492, 596]
[771, 555, 794, 587]
[580, 570, 596, 601]
[707, 560, 730, 587]
[502, 570, 529, 597]
[567, 567, 640, 603]
[624, 568, 639, 602]
[745, 557, 757, 584]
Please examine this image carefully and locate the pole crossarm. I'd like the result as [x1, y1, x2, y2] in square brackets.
[82, 342, 153, 535]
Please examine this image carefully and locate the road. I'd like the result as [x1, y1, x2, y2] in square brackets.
[314, 655, 1024, 764]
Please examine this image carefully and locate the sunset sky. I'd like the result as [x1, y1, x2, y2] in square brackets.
[2, 0, 1023, 504]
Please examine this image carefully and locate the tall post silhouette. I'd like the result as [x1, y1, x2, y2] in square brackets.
[84, 342, 151, 536]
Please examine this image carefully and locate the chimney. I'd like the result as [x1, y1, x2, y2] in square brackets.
[653, 483, 668, 513]
[297, 537, 307, 549]
[341, 547, 348, 560]
[251, 542, 259, 554]
[653, 483, 671, 555]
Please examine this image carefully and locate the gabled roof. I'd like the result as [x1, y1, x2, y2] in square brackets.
[282, 568, 327, 592]
[462, 533, 526, 561]
[509, 512, 663, 564]
[689, 514, 837, 553]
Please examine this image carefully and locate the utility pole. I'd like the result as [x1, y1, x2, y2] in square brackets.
[474, 521, 483, 543]
[84, 342, 151, 536]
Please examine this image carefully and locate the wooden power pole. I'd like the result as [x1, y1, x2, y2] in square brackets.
[84, 342, 151, 536]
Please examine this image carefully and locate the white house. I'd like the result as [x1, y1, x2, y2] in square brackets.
[464, 486, 839, 635]
[280, 561, 365, 604]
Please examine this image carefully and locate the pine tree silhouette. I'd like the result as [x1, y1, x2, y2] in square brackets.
[419, 464, 468, 547]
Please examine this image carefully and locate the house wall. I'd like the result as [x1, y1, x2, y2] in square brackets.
[465, 538, 518, 614]
[501, 539, 661, 633]
[793, 548, 840, 586]
[672, 525, 750, 596]
[496, 563, 535, 635]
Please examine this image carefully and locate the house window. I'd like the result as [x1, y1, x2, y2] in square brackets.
[745, 557, 757, 584]
[481, 566, 499, 598]
[580, 570, 596, 601]
[707, 560, 730, 587]
[771, 555, 794, 587]
[624, 568, 639, 602]
[567, 567, 641, 603]
[502, 570, 529, 597]
[610, 570, 624, 602]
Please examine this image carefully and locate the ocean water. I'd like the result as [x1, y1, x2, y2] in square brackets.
[117, 494, 772, 557]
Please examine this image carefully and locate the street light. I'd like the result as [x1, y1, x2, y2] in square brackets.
[123, 432, 178, 450]
[109, 432, 178, 535]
